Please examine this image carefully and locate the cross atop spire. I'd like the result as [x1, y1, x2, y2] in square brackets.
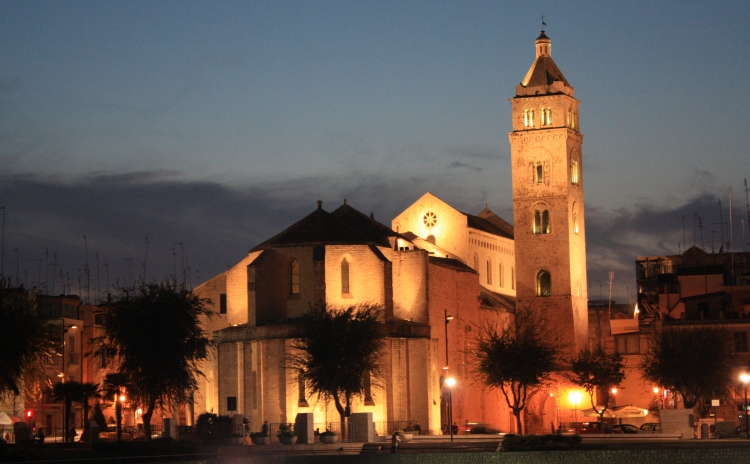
[541, 15, 546, 32]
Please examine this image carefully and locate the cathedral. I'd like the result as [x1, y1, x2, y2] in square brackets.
[193, 30, 587, 435]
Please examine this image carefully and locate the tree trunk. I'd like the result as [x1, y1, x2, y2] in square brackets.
[142, 398, 156, 441]
[333, 394, 347, 439]
[513, 408, 523, 435]
[64, 399, 71, 442]
[115, 401, 122, 441]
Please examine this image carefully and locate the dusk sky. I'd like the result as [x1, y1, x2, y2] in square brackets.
[1, 1, 749, 303]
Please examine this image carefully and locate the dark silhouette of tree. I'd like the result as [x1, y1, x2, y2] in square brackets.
[641, 325, 735, 417]
[78, 382, 101, 442]
[474, 309, 563, 434]
[93, 279, 214, 440]
[52, 381, 82, 442]
[102, 373, 129, 441]
[292, 304, 386, 426]
[91, 401, 108, 432]
[569, 347, 625, 424]
[0, 278, 57, 400]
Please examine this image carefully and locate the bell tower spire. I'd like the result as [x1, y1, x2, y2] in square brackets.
[508, 31, 588, 354]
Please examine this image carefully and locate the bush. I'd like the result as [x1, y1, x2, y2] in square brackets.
[277, 423, 297, 437]
[320, 430, 337, 437]
[196, 412, 234, 438]
[501, 433, 582, 451]
[715, 422, 740, 438]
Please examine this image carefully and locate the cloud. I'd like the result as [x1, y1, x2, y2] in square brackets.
[447, 161, 482, 172]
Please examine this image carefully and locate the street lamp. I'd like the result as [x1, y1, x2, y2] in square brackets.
[568, 391, 582, 422]
[741, 374, 750, 440]
[445, 377, 455, 442]
[444, 310, 453, 371]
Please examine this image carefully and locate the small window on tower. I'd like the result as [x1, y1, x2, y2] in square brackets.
[524, 109, 535, 128]
[542, 108, 552, 126]
[535, 164, 544, 183]
[533, 209, 551, 234]
[290, 259, 300, 296]
[341, 258, 350, 295]
[537, 270, 551, 297]
[571, 160, 579, 184]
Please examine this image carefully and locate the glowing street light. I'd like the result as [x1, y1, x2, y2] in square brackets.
[446, 377, 456, 442]
[568, 391, 582, 422]
[741, 374, 750, 440]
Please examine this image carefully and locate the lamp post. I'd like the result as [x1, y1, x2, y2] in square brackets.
[446, 377, 455, 442]
[741, 374, 750, 440]
[444, 309, 453, 371]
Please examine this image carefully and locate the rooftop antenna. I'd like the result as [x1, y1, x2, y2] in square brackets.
[608, 271, 614, 318]
[698, 216, 705, 250]
[745, 178, 750, 246]
[51, 252, 58, 295]
[43, 246, 50, 292]
[82, 235, 90, 303]
[96, 252, 100, 303]
[711, 230, 717, 253]
[741, 219, 746, 252]
[714, 199, 726, 252]
[681, 215, 686, 253]
[692, 213, 697, 247]
[142, 236, 149, 283]
[0, 206, 5, 278]
[13, 248, 19, 286]
[29, 258, 41, 288]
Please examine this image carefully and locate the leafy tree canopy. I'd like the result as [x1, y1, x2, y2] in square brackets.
[569, 347, 625, 419]
[474, 308, 563, 434]
[94, 279, 214, 438]
[0, 278, 58, 399]
[641, 325, 735, 415]
[292, 303, 386, 423]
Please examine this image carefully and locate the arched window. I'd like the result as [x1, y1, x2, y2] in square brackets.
[524, 109, 535, 128]
[473, 254, 479, 271]
[571, 159, 579, 184]
[535, 164, 544, 183]
[573, 206, 579, 235]
[533, 209, 551, 234]
[511, 266, 515, 290]
[537, 270, 551, 297]
[290, 259, 300, 295]
[486, 259, 492, 285]
[498, 261, 504, 288]
[542, 108, 552, 126]
[341, 258, 350, 294]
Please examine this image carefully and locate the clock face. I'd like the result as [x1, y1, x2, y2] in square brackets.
[423, 211, 437, 229]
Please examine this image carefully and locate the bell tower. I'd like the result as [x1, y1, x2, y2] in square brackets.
[508, 31, 588, 354]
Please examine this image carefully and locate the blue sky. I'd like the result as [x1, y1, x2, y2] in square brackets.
[1, 1, 749, 302]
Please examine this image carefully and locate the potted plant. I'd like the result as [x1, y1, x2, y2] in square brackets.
[277, 423, 297, 445]
[319, 430, 338, 444]
[249, 431, 270, 445]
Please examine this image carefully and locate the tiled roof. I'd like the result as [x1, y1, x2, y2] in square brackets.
[429, 256, 476, 273]
[464, 211, 514, 240]
[521, 55, 569, 88]
[250, 201, 396, 251]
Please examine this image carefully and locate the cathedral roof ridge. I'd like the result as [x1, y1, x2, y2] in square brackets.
[250, 201, 402, 251]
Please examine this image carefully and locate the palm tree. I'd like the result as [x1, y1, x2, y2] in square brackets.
[52, 381, 83, 442]
[78, 383, 101, 442]
[102, 373, 129, 441]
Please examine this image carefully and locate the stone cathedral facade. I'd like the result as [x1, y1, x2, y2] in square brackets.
[192, 31, 587, 435]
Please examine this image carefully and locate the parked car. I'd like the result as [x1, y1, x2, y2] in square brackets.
[612, 424, 639, 434]
[574, 422, 622, 434]
[639, 422, 661, 432]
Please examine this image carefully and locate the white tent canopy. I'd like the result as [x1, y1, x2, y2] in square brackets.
[0, 412, 22, 425]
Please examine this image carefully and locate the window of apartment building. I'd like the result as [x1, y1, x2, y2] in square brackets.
[219, 293, 227, 314]
[533, 209, 550, 234]
[290, 259, 300, 295]
[734, 331, 748, 353]
[536, 270, 551, 297]
[615, 334, 640, 354]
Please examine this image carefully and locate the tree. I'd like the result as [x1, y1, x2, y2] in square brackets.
[78, 382, 101, 442]
[292, 304, 387, 425]
[93, 279, 214, 440]
[102, 374, 129, 441]
[641, 325, 735, 417]
[0, 279, 58, 400]
[569, 347, 625, 424]
[52, 381, 83, 442]
[474, 309, 563, 434]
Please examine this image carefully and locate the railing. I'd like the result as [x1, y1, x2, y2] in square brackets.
[374, 420, 416, 436]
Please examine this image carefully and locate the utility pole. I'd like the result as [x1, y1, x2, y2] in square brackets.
[608, 271, 614, 318]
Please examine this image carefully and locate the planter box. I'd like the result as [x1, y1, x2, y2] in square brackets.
[251, 435, 270, 445]
[400, 433, 413, 442]
[279, 435, 297, 445]
[320, 434, 339, 444]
